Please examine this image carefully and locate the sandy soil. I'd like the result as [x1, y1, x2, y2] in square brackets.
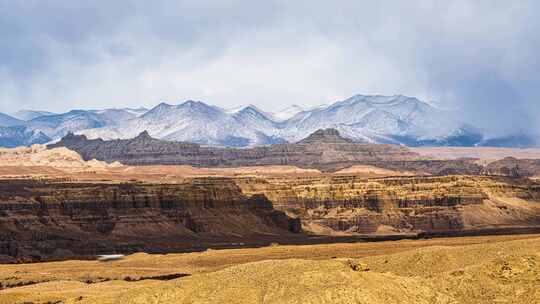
[0, 234, 538, 303]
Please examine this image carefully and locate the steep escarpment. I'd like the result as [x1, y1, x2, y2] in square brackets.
[1, 174, 539, 262]
[236, 175, 540, 235]
[49, 129, 483, 174]
[0, 178, 300, 262]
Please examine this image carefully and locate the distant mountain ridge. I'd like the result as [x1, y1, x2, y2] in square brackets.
[49, 128, 424, 172]
[1, 94, 537, 147]
[0, 112, 24, 127]
[12, 110, 57, 121]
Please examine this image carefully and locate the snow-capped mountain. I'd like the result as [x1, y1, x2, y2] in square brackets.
[229, 105, 278, 135]
[12, 110, 57, 121]
[0, 112, 24, 127]
[276, 95, 459, 143]
[0, 126, 51, 148]
[80, 101, 283, 147]
[271, 105, 305, 122]
[1, 94, 532, 148]
[78, 95, 466, 147]
[89, 107, 148, 123]
[19, 108, 146, 140]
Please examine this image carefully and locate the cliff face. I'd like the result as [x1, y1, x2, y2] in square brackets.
[236, 175, 540, 235]
[1, 174, 539, 262]
[0, 178, 300, 262]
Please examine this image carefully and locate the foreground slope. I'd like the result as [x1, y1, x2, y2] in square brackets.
[1, 235, 539, 304]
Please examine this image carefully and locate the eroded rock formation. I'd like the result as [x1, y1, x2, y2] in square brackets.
[483, 157, 540, 177]
[48, 129, 424, 172]
[1, 174, 539, 262]
[236, 175, 540, 235]
[0, 178, 300, 262]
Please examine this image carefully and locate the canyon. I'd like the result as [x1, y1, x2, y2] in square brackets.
[0, 172, 539, 262]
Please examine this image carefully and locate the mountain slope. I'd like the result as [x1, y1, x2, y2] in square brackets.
[0, 112, 24, 127]
[279, 95, 459, 143]
[78, 95, 472, 147]
[12, 110, 56, 121]
[80, 101, 285, 147]
[0, 126, 51, 148]
[20, 108, 147, 140]
[3, 94, 526, 148]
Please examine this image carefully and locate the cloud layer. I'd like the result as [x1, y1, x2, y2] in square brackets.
[1, 1, 539, 136]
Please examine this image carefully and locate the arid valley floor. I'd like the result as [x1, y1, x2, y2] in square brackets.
[1, 234, 539, 303]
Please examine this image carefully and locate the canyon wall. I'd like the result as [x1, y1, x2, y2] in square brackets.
[237, 175, 540, 235]
[0, 178, 300, 262]
[1, 174, 539, 262]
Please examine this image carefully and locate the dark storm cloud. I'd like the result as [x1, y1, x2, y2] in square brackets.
[0, 1, 539, 136]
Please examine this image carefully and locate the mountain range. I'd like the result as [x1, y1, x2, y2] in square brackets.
[0, 94, 535, 148]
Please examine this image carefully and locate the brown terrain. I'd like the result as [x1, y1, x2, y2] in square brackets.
[0, 234, 539, 303]
[0, 129, 539, 302]
[50, 129, 483, 175]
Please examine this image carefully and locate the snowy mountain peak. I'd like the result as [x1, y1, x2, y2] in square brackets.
[2, 93, 503, 148]
[226, 104, 263, 114]
[272, 105, 305, 122]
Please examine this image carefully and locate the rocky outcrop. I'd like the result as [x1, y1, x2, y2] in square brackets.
[49, 129, 484, 174]
[237, 175, 540, 235]
[297, 128, 353, 144]
[483, 157, 540, 177]
[0, 178, 300, 262]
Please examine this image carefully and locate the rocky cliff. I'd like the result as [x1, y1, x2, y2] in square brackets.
[1, 174, 539, 262]
[0, 178, 300, 262]
[236, 175, 540, 235]
[483, 157, 540, 177]
[49, 129, 483, 174]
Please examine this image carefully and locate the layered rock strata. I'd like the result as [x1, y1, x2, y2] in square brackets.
[1, 174, 539, 262]
[49, 129, 484, 174]
[0, 178, 300, 262]
[236, 175, 540, 235]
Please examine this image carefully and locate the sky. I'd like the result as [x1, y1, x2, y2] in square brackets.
[0, 1, 539, 136]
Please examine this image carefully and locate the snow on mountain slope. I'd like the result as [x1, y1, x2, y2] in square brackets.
[12, 110, 57, 121]
[2, 94, 495, 147]
[230, 105, 279, 134]
[279, 95, 460, 143]
[0, 126, 51, 148]
[271, 105, 305, 122]
[90, 108, 147, 123]
[25, 110, 111, 139]
[80, 101, 284, 147]
[20, 108, 147, 140]
[0, 112, 24, 127]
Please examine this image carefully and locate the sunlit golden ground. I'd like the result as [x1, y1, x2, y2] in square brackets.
[1, 234, 539, 304]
